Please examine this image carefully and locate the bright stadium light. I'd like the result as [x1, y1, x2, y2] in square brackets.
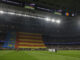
[23, 14, 27, 17]
[0, 10, 4, 14]
[45, 17, 51, 21]
[56, 19, 61, 24]
[0, 10, 50, 21]
[16, 13, 22, 16]
[52, 19, 56, 22]
[8, 12, 15, 15]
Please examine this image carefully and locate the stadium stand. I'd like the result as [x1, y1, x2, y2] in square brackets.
[3, 32, 16, 48]
[0, 32, 6, 41]
[1, 31, 80, 50]
[15, 32, 46, 49]
[47, 44, 80, 50]
[0, 32, 7, 48]
[0, 43, 3, 48]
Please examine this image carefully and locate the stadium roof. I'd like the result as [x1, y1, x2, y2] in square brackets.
[19, 0, 80, 10]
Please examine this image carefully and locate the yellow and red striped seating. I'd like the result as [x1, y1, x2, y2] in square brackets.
[15, 32, 46, 49]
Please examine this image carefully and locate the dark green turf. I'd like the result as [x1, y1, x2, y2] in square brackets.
[0, 50, 80, 60]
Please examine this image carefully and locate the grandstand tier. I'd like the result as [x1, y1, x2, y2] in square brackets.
[3, 32, 16, 48]
[15, 32, 46, 49]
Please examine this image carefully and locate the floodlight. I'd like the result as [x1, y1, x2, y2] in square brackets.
[45, 17, 51, 21]
[16, 13, 22, 16]
[0, 10, 4, 14]
[52, 19, 56, 22]
[8, 12, 15, 15]
[56, 20, 61, 24]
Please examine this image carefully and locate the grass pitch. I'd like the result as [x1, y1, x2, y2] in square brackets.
[0, 50, 80, 60]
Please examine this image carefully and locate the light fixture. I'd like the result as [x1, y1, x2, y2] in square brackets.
[52, 19, 55, 22]
[16, 13, 22, 16]
[0, 10, 4, 14]
[45, 17, 51, 21]
[0, 10, 47, 20]
[8, 12, 15, 15]
[56, 20, 61, 24]
[23, 15, 27, 17]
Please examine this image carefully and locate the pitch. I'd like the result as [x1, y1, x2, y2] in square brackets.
[0, 50, 80, 60]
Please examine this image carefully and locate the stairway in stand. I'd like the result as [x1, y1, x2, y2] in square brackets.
[15, 32, 46, 49]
